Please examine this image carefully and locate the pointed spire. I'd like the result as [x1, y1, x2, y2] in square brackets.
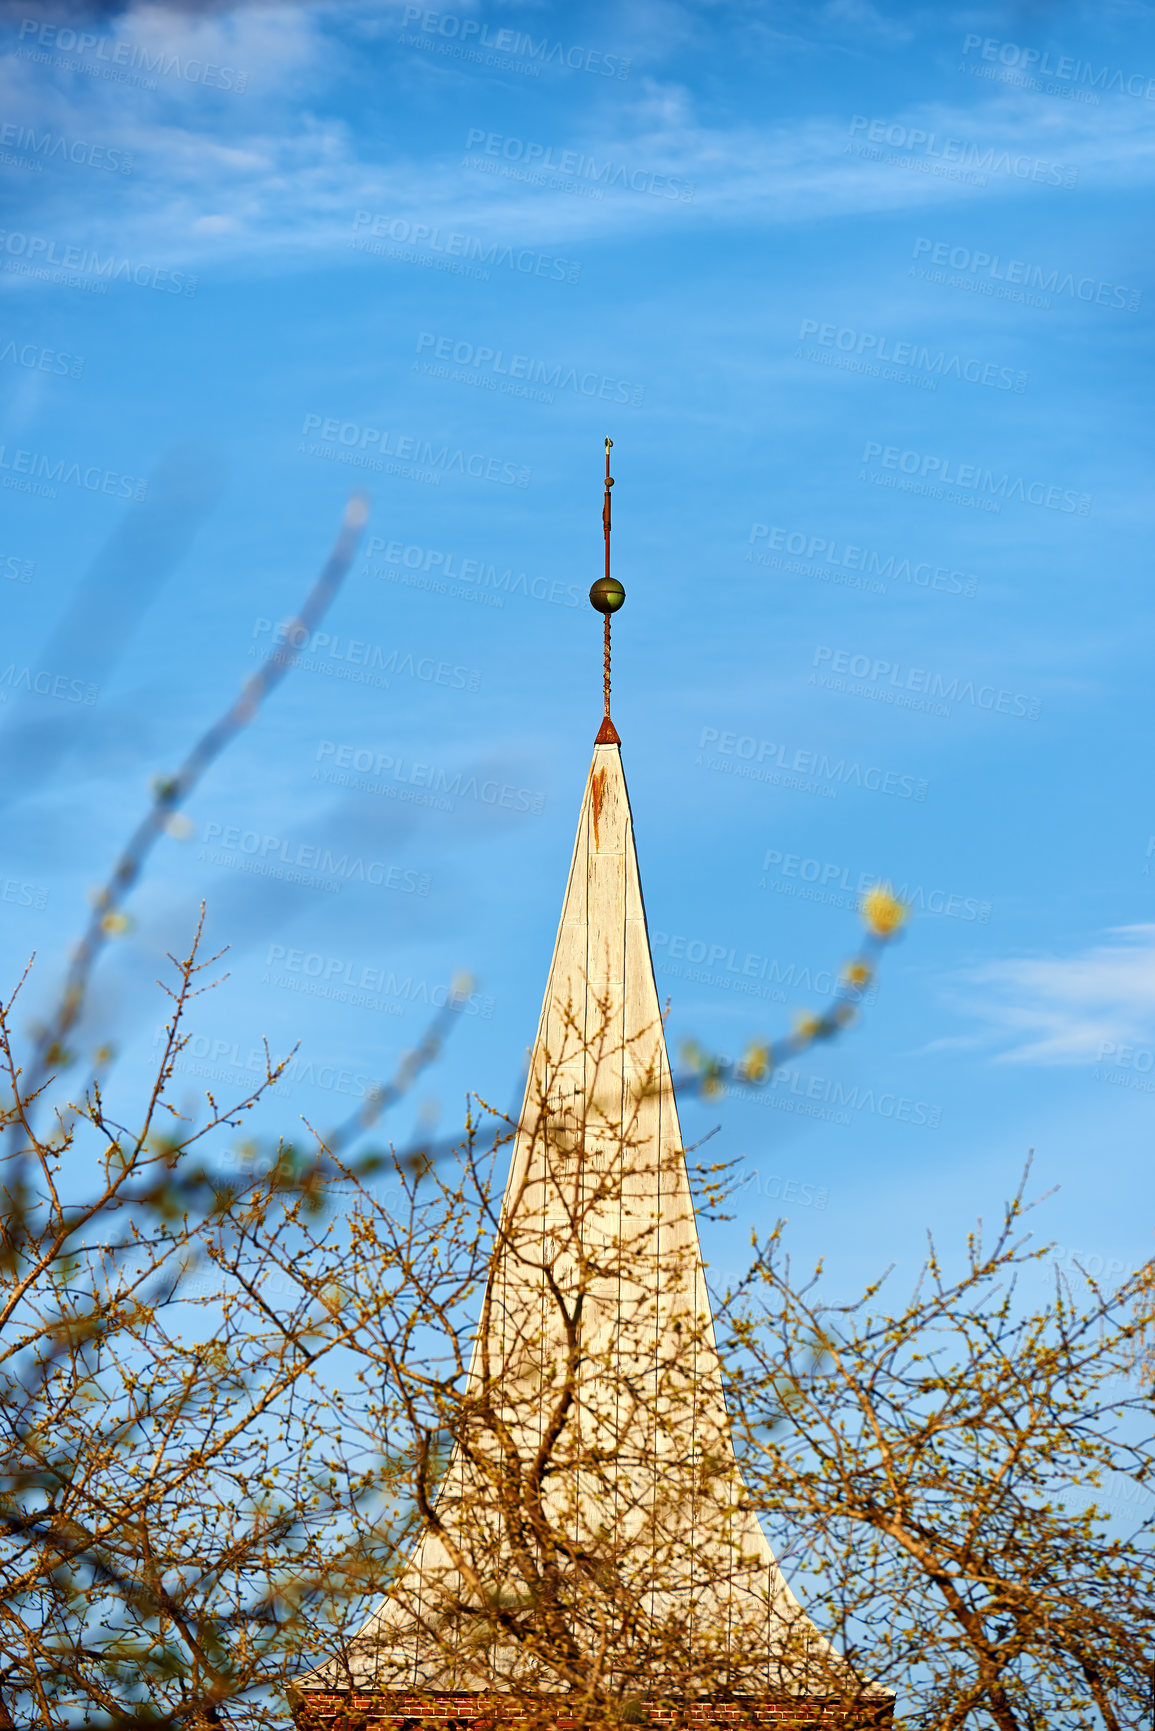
[298, 742, 839, 1698]
[292, 481, 874, 1718]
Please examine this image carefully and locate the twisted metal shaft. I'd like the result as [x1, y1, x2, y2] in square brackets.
[603, 437, 613, 716]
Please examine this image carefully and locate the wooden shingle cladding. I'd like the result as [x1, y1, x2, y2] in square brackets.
[293, 740, 891, 1723]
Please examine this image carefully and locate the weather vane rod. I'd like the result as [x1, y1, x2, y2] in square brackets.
[589, 437, 625, 742]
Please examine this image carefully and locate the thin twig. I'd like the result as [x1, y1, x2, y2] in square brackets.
[322, 977, 475, 1157]
[23, 494, 370, 1106]
[676, 895, 906, 1099]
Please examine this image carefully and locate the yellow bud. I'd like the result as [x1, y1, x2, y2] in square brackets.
[742, 1043, 770, 1083]
[101, 911, 133, 936]
[861, 884, 907, 936]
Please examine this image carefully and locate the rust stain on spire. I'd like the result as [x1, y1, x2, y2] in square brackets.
[590, 765, 608, 851]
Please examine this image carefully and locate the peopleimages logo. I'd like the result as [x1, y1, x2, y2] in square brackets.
[252, 618, 482, 694]
[1097, 1039, 1155, 1078]
[0, 551, 35, 584]
[0, 228, 197, 295]
[861, 441, 1091, 515]
[961, 33, 1155, 101]
[16, 17, 249, 91]
[351, 212, 581, 285]
[2, 875, 48, 910]
[299, 414, 531, 488]
[798, 319, 1026, 392]
[759, 850, 992, 924]
[652, 929, 878, 1006]
[415, 333, 644, 407]
[738, 1171, 831, 1209]
[695, 726, 928, 801]
[0, 664, 97, 705]
[263, 944, 493, 1017]
[847, 116, 1078, 187]
[752, 1064, 942, 1130]
[1, 335, 85, 379]
[0, 442, 146, 502]
[314, 740, 547, 816]
[748, 525, 978, 598]
[400, 8, 631, 78]
[0, 120, 133, 174]
[464, 130, 693, 201]
[200, 823, 430, 896]
[911, 238, 1140, 312]
[364, 538, 581, 610]
[812, 645, 1041, 721]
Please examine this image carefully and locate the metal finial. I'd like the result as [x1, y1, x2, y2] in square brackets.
[589, 438, 625, 738]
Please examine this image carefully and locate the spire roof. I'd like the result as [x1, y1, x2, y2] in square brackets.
[294, 452, 881, 1712]
[300, 733, 851, 1699]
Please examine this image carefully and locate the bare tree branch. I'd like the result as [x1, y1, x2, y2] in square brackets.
[23, 492, 370, 1106]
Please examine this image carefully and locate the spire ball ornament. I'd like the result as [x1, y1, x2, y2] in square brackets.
[589, 576, 625, 613]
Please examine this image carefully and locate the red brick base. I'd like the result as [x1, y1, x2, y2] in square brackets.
[292, 1691, 893, 1731]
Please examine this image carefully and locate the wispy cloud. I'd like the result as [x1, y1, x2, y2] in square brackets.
[941, 925, 1155, 1065]
[4, 3, 1155, 283]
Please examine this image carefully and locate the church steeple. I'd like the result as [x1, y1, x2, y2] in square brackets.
[294, 451, 886, 1723]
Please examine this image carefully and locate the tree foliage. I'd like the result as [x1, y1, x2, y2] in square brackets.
[722, 1175, 1155, 1730]
[1, 933, 1152, 1727]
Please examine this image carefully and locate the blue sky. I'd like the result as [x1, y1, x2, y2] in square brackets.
[1, 0, 1152, 1310]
